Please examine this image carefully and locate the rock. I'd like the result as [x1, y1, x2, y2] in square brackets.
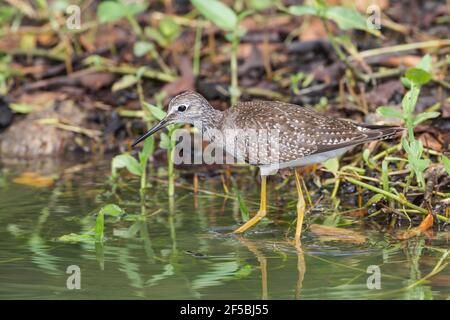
[0, 100, 86, 159]
[0, 96, 13, 131]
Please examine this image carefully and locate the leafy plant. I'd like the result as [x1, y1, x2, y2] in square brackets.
[96, 0, 172, 73]
[287, 1, 379, 35]
[287, 1, 380, 83]
[377, 55, 440, 189]
[97, 0, 148, 30]
[192, 0, 249, 105]
[58, 204, 124, 243]
[0, 55, 15, 94]
[111, 137, 154, 193]
[443, 156, 450, 176]
[236, 190, 250, 222]
[145, 16, 180, 48]
[290, 72, 314, 95]
[143, 94, 179, 197]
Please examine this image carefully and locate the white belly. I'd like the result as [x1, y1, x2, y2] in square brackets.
[259, 146, 352, 176]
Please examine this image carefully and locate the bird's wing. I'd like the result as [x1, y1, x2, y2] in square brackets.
[224, 101, 402, 165]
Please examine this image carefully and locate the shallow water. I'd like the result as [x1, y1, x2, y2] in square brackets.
[0, 159, 449, 299]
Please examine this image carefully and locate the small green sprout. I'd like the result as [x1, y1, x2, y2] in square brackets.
[192, 0, 250, 105]
[377, 55, 440, 189]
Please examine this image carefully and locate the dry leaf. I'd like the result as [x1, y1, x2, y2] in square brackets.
[397, 213, 434, 240]
[365, 80, 404, 108]
[300, 17, 328, 41]
[380, 55, 422, 68]
[419, 133, 443, 152]
[310, 224, 366, 244]
[37, 32, 57, 46]
[161, 56, 195, 97]
[13, 172, 55, 188]
[79, 72, 115, 91]
[345, 208, 368, 218]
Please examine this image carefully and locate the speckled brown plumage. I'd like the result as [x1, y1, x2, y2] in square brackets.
[219, 100, 402, 166]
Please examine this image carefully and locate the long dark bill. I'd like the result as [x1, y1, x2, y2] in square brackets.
[132, 119, 168, 147]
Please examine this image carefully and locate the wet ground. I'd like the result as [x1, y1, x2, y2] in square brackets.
[0, 158, 449, 299]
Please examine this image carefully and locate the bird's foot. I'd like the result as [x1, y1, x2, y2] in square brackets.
[233, 210, 267, 234]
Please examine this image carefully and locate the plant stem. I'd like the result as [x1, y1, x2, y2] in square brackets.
[343, 176, 449, 222]
[230, 32, 240, 105]
[140, 165, 147, 195]
[322, 19, 369, 82]
[94, 64, 177, 82]
[358, 39, 450, 59]
[331, 176, 340, 199]
[168, 145, 175, 197]
[127, 15, 143, 37]
[193, 24, 203, 76]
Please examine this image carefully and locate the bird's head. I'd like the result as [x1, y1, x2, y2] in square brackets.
[132, 91, 213, 147]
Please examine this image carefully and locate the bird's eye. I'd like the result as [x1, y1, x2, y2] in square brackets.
[178, 105, 187, 112]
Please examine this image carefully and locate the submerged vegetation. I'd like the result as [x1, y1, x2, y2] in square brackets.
[0, 0, 449, 299]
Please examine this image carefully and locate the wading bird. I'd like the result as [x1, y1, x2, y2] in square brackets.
[133, 92, 402, 244]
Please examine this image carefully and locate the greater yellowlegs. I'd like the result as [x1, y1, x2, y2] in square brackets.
[133, 91, 402, 244]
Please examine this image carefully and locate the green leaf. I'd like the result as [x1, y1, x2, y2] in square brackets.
[234, 264, 253, 278]
[326, 6, 376, 34]
[0, 6, 18, 24]
[248, 0, 274, 11]
[143, 102, 166, 121]
[237, 192, 250, 222]
[415, 158, 430, 172]
[82, 54, 103, 66]
[324, 157, 339, 173]
[442, 156, 450, 175]
[159, 132, 172, 150]
[159, 16, 180, 39]
[416, 54, 432, 73]
[409, 139, 423, 158]
[366, 193, 384, 206]
[402, 86, 419, 115]
[9, 103, 33, 114]
[237, 10, 253, 23]
[58, 233, 94, 243]
[192, 0, 238, 32]
[139, 136, 155, 165]
[376, 106, 404, 119]
[100, 204, 124, 216]
[133, 41, 154, 57]
[413, 112, 440, 126]
[287, 5, 317, 16]
[126, 1, 148, 16]
[111, 74, 137, 92]
[97, 1, 125, 23]
[362, 149, 375, 169]
[112, 154, 142, 176]
[50, 0, 70, 12]
[136, 66, 147, 79]
[145, 27, 168, 47]
[405, 68, 431, 86]
[95, 211, 104, 242]
[401, 138, 411, 154]
[400, 76, 411, 89]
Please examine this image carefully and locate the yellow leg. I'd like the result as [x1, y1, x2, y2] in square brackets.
[294, 168, 306, 245]
[233, 176, 267, 233]
[294, 242, 306, 300]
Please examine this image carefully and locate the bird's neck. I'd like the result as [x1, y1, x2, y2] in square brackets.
[198, 107, 224, 134]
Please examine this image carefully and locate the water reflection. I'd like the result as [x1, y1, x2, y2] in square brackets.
[237, 237, 268, 299]
[0, 159, 449, 299]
